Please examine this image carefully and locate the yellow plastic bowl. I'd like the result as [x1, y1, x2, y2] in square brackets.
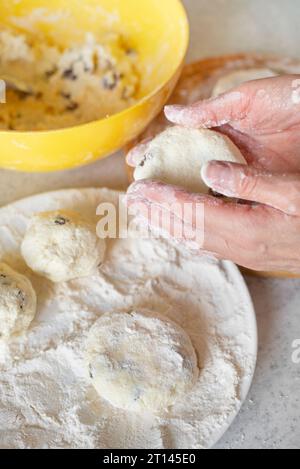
[0, 0, 189, 172]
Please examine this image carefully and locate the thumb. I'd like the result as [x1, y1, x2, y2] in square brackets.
[165, 91, 250, 128]
[201, 161, 300, 216]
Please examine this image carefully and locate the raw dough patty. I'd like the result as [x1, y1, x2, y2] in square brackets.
[85, 310, 199, 414]
[0, 263, 37, 340]
[21, 210, 106, 283]
[134, 126, 246, 193]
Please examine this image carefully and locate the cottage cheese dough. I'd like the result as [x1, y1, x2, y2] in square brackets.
[0, 30, 139, 131]
[134, 126, 246, 193]
[0, 263, 37, 340]
[86, 311, 199, 413]
[21, 210, 105, 283]
[212, 68, 277, 96]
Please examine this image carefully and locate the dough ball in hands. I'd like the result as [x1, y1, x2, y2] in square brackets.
[0, 263, 37, 340]
[134, 126, 246, 194]
[21, 210, 106, 283]
[85, 311, 199, 413]
[212, 68, 277, 97]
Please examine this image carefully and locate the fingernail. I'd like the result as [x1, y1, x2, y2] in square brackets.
[201, 161, 236, 196]
[164, 104, 186, 122]
[126, 139, 152, 167]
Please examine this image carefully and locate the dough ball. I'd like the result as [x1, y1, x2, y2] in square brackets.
[0, 263, 37, 340]
[21, 210, 106, 283]
[86, 311, 199, 413]
[134, 126, 246, 193]
[212, 68, 277, 97]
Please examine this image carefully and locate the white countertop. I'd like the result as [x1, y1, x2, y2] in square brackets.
[0, 0, 299, 449]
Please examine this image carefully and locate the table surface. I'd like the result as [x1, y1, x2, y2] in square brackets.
[0, 0, 299, 449]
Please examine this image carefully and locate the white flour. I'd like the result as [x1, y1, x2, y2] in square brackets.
[0, 189, 256, 449]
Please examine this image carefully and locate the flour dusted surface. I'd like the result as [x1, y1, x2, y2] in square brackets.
[0, 189, 256, 449]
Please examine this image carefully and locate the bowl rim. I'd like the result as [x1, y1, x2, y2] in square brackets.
[0, 0, 190, 136]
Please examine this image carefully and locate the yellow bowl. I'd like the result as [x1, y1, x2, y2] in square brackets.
[0, 0, 189, 172]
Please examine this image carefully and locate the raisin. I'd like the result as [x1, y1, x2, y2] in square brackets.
[62, 69, 77, 81]
[17, 290, 26, 310]
[45, 68, 57, 78]
[89, 364, 94, 379]
[102, 71, 120, 90]
[54, 216, 69, 225]
[65, 102, 79, 112]
[126, 48, 137, 57]
[139, 152, 153, 168]
[14, 89, 33, 100]
[60, 92, 72, 100]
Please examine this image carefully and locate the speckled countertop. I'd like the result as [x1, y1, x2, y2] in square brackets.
[0, 0, 299, 450]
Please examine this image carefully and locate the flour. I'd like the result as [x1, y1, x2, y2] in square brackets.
[0, 188, 256, 449]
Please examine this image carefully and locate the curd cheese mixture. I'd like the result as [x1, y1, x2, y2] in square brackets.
[0, 29, 139, 131]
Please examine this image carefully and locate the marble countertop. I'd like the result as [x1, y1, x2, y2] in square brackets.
[0, 0, 299, 449]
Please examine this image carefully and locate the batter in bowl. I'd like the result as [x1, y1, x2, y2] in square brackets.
[0, 29, 139, 131]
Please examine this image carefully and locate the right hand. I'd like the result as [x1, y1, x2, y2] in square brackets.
[127, 75, 300, 172]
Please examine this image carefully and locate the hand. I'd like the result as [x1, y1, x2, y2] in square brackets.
[165, 74, 300, 172]
[127, 75, 300, 274]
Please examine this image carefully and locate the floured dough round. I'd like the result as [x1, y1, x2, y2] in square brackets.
[212, 68, 277, 97]
[134, 126, 246, 193]
[86, 311, 199, 413]
[0, 263, 37, 340]
[21, 210, 106, 283]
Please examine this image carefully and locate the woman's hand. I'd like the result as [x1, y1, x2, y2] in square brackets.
[127, 75, 300, 273]
[165, 74, 300, 172]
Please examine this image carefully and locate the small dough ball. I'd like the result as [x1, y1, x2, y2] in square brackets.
[86, 311, 199, 413]
[0, 263, 37, 340]
[212, 68, 277, 97]
[21, 210, 106, 283]
[134, 126, 246, 193]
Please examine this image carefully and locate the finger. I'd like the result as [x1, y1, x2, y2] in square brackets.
[216, 124, 298, 173]
[127, 180, 269, 265]
[201, 161, 300, 215]
[127, 179, 223, 210]
[216, 124, 262, 167]
[126, 138, 152, 167]
[164, 90, 251, 128]
[127, 181, 215, 252]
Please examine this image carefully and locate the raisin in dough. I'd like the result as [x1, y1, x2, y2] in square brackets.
[85, 311, 199, 413]
[0, 263, 37, 340]
[212, 68, 277, 97]
[134, 126, 246, 194]
[21, 210, 106, 283]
